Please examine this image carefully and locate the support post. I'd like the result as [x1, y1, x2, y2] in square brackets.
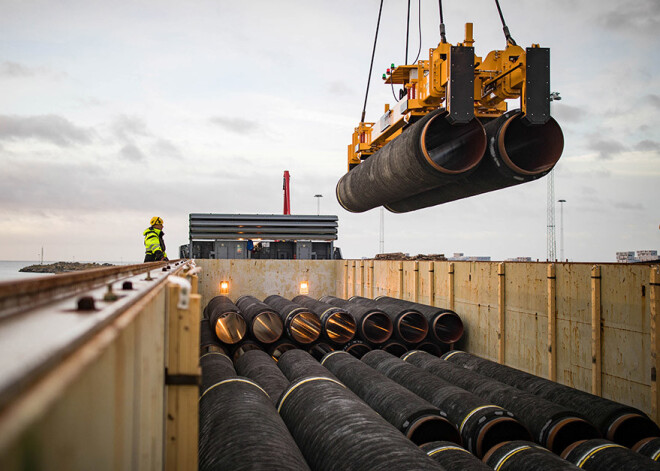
[498, 262, 506, 364]
[369, 260, 375, 299]
[359, 260, 365, 297]
[591, 265, 602, 396]
[448, 263, 455, 310]
[343, 261, 348, 299]
[352, 261, 357, 298]
[398, 261, 404, 299]
[428, 262, 435, 306]
[547, 263, 557, 381]
[165, 284, 201, 471]
[651, 266, 660, 424]
[413, 262, 419, 302]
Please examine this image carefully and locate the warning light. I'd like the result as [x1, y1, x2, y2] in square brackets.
[299, 281, 309, 295]
[220, 281, 229, 295]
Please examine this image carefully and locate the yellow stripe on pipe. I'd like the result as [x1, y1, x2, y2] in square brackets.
[442, 350, 465, 360]
[459, 405, 503, 434]
[277, 376, 345, 413]
[320, 350, 349, 365]
[493, 445, 532, 471]
[200, 378, 269, 400]
[427, 445, 471, 456]
[576, 443, 625, 468]
[401, 350, 424, 361]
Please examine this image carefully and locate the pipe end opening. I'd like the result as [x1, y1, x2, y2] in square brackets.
[477, 417, 532, 458]
[433, 312, 464, 343]
[214, 312, 247, 344]
[407, 415, 461, 446]
[326, 312, 357, 344]
[362, 312, 394, 344]
[290, 311, 322, 344]
[547, 417, 600, 455]
[422, 114, 487, 173]
[499, 114, 564, 175]
[398, 311, 429, 343]
[253, 311, 284, 344]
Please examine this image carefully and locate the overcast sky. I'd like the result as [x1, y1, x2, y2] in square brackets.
[1, 0, 658, 262]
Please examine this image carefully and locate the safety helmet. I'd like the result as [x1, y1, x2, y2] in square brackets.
[150, 216, 164, 226]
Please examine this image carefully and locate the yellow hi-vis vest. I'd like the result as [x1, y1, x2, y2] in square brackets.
[143, 227, 167, 258]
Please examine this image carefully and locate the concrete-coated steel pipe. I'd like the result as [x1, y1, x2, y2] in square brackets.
[277, 348, 339, 382]
[264, 295, 321, 345]
[320, 295, 393, 344]
[350, 296, 429, 344]
[484, 440, 579, 470]
[337, 109, 486, 213]
[562, 438, 660, 470]
[205, 295, 247, 344]
[386, 110, 564, 212]
[421, 441, 492, 471]
[634, 437, 660, 462]
[200, 351, 236, 393]
[293, 295, 357, 344]
[234, 349, 290, 404]
[235, 295, 284, 344]
[200, 318, 228, 356]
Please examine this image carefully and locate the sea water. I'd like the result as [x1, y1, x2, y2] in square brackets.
[0, 261, 140, 282]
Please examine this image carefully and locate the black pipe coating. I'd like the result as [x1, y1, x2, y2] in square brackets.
[321, 350, 460, 445]
[634, 437, 660, 462]
[278, 348, 339, 382]
[385, 110, 564, 212]
[235, 295, 284, 344]
[200, 351, 236, 393]
[374, 296, 463, 344]
[205, 295, 247, 344]
[404, 350, 599, 454]
[230, 339, 263, 361]
[414, 341, 446, 356]
[234, 349, 290, 404]
[381, 341, 408, 357]
[276, 375, 445, 471]
[200, 318, 227, 356]
[443, 350, 660, 447]
[350, 296, 428, 344]
[562, 438, 660, 470]
[293, 295, 357, 344]
[343, 339, 372, 359]
[264, 295, 321, 344]
[421, 441, 492, 471]
[483, 440, 580, 470]
[362, 349, 531, 457]
[320, 295, 393, 344]
[308, 342, 335, 361]
[268, 339, 298, 361]
[199, 376, 310, 471]
[336, 109, 487, 213]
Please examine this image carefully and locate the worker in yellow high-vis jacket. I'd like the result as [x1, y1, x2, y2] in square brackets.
[143, 216, 168, 262]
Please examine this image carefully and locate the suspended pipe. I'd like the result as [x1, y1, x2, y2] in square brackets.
[362, 350, 531, 457]
[381, 341, 408, 357]
[268, 339, 298, 361]
[375, 296, 463, 344]
[200, 318, 228, 356]
[308, 342, 335, 361]
[199, 376, 310, 471]
[230, 339, 263, 362]
[235, 295, 284, 344]
[421, 441, 492, 471]
[404, 350, 599, 454]
[343, 339, 372, 359]
[385, 110, 564, 212]
[443, 350, 660, 447]
[293, 295, 357, 344]
[264, 295, 321, 344]
[336, 109, 487, 213]
[205, 295, 247, 345]
[200, 351, 236, 393]
[276, 375, 445, 471]
[562, 438, 660, 470]
[320, 295, 393, 344]
[483, 440, 580, 470]
[234, 349, 290, 404]
[277, 348, 339, 382]
[634, 438, 660, 462]
[350, 296, 428, 344]
[321, 350, 460, 445]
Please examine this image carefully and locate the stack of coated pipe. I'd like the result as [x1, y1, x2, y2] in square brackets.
[234, 349, 290, 404]
[199, 349, 310, 471]
[343, 339, 373, 358]
[268, 338, 298, 360]
[484, 441, 580, 470]
[275, 350, 445, 470]
[200, 351, 236, 393]
[321, 350, 460, 445]
[264, 295, 322, 345]
[443, 350, 660, 447]
[307, 342, 335, 361]
[404, 350, 599, 454]
[635, 438, 660, 462]
[351, 296, 429, 344]
[292, 295, 357, 344]
[230, 339, 263, 361]
[200, 318, 227, 356]
[374, 296, 464, 344]
[562, 439, 660, 470]
[235, 295, 284, 344]
[336, 109, 487, 213]
[421, 441, 492, 470]
[362, 349, 531, 457]
[320, 295, 393, 345]
[205, 295, 247, 344]
[383, 110, 564, 212]
[381, 341, 408, 357]
[278, 348, 340, 382]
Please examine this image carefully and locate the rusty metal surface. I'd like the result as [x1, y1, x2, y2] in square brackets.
[0, 261, 186, 412]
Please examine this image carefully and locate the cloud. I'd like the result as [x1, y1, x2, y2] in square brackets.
[597, 0, 660, 34]
[327, 80, 354, 96]
[587, 135, 627, 160]
[552, 104, 587, 123]
[634, 140, 659, 152]
[112, 115, 150, 141]
[0, 61, 37, 78]
[209, 116, 259, 135]
[151, 138, 183, 160]
[119, 143, 147, 161]
[646, 94, 660, 109]
[612, 201, 644, 210]
[0, 114, 94, 147]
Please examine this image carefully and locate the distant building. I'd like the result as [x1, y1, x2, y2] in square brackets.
[448, 252, 491, 262]
[506, 257, 533, 262]
[616, 250, 659, 263]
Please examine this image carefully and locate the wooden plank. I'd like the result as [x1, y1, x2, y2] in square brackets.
[448, 263, 455, 310]
[359, 261, 365, 297]
[427, 262, 435, 307]
[651, 266, 660, 423]
[591, 265, 602, 396]
[413, 262, 419, 302]
[498, 263, 506, 364]
[548, 263, 557, 381]
[398, 261, 404, 298]
[343, 261, 348, 298]
[368, 260, 375, 299]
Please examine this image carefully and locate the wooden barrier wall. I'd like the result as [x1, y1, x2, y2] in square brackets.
[338, 260, 660, 423]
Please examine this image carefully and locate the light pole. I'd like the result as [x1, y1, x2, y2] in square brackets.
[314, 194, 323, 215]
[558, 199, 567, 261]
